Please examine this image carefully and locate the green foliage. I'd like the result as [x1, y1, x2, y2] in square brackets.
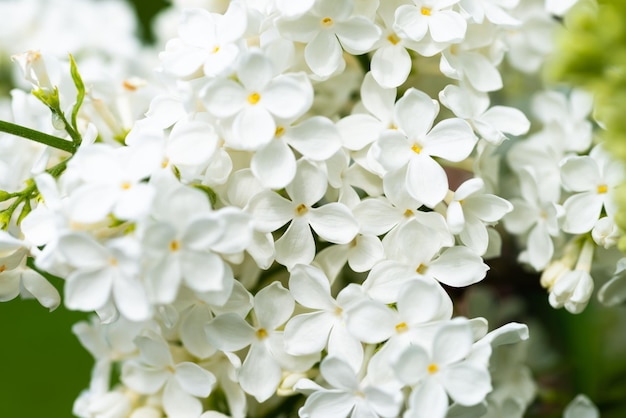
[547, 0, 626, 251]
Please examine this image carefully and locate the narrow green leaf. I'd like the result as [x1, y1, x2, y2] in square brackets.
[68, 54, 85, 134]
[0, 120, 76, 154]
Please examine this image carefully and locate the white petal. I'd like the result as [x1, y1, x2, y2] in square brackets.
[442, 363, 492, 405]
[429, 10, 467, 43]
[163, 378, 203, 418]
[264, 74, 313, 120]
[396, 88, 438, 138]
[407, 380, 449, 418]
[175, 362, 216, 397]
[394, 6, 428, 42]
[205, 313, 255, 352]
[239, 343, 281, 402]
[309, 203, 359, 244]
[432, 320, 473, 365]
[346, 300, 396, 343]
[320, 356, 359, 390]
[275, 219, 315, 269]
[232, 106, 275, 150]
[563, 193, 603, 234]
[423, 118, 477, 162]
[20, 270, 60, 310]
[335, 17, 381, 54]
[371, 45, 412, 89]
[305, 31, 343, 77]
[275, 218, 315, 268]
[201, 79, 246, 118]
[238, 50, 273, 92]
[182, 251, 225, 293]
[284, 312, 334, 355]
[393, 345, 429, 386]
[429, 246, 489, 287]
[289, 264, 335, 309]
[65, 269, 112, 312]
[460, 52, 502, 92]
[248, 191, 295, 232]
[348, 234, 384, 272]
[113, 276, 151, 322]
[406, 154, 449, 208]
[560, 156, 601, 192]
[287, 159, 327, 206]
[288, 116, 341, 160]
[479, 106, 530, 136]
[255, 282, 294, 330]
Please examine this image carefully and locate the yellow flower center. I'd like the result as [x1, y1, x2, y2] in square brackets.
[295, 204, 308, 216]
[248, 92, 261, 105]
[411, 144, 422, 154]
[0, 264, 6, 273]
[275, 126, 286, 138]
[387, 33, 401, 45]
[256, 328, 269, 340]
[597, 184, 608, 194]
[427, 363, 438, 374]
[321, 17, 334, 27]
[395, 322, 408, 333]
[120, 181, 132, 190]
[421, 7, 432, 16]
[169, 240, 181, 252]
[404, 209, 414, 217]
[416, 263, 428, 275]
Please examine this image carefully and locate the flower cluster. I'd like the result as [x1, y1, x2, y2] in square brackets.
[0, 0, 619, 417]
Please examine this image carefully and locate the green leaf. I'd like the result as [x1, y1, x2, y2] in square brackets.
[68, 54, 85, 134]
[0, 120, 76, 154]
[16, 198, 32, 226]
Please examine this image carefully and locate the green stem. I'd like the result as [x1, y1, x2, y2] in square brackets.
[0, 120, 77, 154]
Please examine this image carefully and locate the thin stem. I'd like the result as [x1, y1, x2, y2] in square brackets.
[0, 120, 77, 154]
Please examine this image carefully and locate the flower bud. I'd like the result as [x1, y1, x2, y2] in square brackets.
[11, 50, 56, 92]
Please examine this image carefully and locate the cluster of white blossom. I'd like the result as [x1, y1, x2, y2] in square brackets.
[0, 0, 617, 417]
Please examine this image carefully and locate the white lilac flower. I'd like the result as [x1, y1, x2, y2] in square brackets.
[362, 218, 488, 302]
[392, 318, 493, 418]
[503, 168, 563, 271]
[276, 0, 381, 77]
[58, 233, 151, 321]
[369, 87, 477, 208]
[439, 25, 506, 93]
[598, 258, 626, 307]
[393, 0, 467, 44]
[563, 394, 600, 418]
[446, 177, 513, 255]
[283, 265, 364, 371]
[548, 239, 595, 314]
[247, 159, 359, 269]
[296, 355, 403, 418]
[0, 231, 60, 310]
[65, 141, 161, 224]
[159, 3, 247, 78]
[142, 185, 251, 305]
[560, 145, 626, 234]
[531, 89, 593, 154]
[439, 84, 530, 145]
[121, 331, 216, 418]
[460, 0, 521, 25]
[336, 72, 397, 153]
[251, 115, 342, 189]
[206, 282, 318, 402]
[202, 50, 313, 149]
